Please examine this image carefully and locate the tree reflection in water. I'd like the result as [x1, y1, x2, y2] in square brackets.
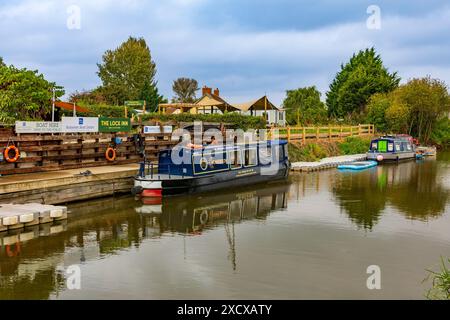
[332, 159, 449, 230]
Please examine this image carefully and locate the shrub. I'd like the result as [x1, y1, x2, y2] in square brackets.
[430, 118, 450, 149]
[141, 112, 266, 130]
[337, 136, 371, 155]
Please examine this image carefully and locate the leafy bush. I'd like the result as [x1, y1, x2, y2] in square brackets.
[338, 136, 371, 155]
[141, 112, 267, 130]
[430, 118, 450, 149]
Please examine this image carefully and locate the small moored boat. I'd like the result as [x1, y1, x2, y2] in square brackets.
[132, 140, 290, 197]
[367, 135, 416, 162]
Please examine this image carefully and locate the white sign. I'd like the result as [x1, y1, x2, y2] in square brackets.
[144, 126, 172, 134]
[61, 117, 98, 133]
[15, 121, 62, 133]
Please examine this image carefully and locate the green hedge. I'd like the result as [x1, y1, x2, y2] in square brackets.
[60, 103, 127, 118]
[141, 112, 267, 130]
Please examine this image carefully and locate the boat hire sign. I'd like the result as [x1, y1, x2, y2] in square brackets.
[99, 117, 131, 132]
[15, 121, 61, 133]
[61, 117, 98, 133]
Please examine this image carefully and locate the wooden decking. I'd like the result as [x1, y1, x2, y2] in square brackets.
[0, 164, 139, 204]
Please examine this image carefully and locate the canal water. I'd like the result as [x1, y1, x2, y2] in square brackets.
[1, 153, 449, 299]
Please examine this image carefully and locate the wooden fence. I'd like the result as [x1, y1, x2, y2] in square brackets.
[269, 124, 374, 143]
[0, 127, 176, 175]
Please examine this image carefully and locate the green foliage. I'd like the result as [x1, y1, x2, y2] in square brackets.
[0, 57, 5, 67]
[288, 136, 372, 162]
[327, 47, 400, 118]
[69, 88, 107, 105]
[283, 86, 327, 125]
[385, 100, 409, 133]
[97, 36, 159, 105]
[0, 62, 64, 123]
[395, 77, 450, 143]
[70, 103, 127, 118]
[424, 257, 450, 300]
[141, 112, 266, 130]
[430, 118, 450, 149]
[337, 136, 371, 155]
[172, 78, 199, 103]
[366, 93, 390, 133]
[365, 77, 450, 144]
[139, 80, 167, 112]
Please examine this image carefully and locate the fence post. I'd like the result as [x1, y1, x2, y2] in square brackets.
[316, 127, 320, 140]
[287, 127, 291, 142]
[302, 127, 306, 145]
[328, 127, 332, 140]
[350, 126, 353, 136]
[340, 126, 343, 138]
[358, 124, 362, 136]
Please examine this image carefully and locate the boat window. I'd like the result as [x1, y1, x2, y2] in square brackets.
[378, 140, 387, 152]
[395, 142, 402, 151]
[244, 148, 257, 167]
[388, 143, 394, 152]
[406, 143, 412, 151]
[228, 149, 242, 169]
[258, 145, 272, 165]
[371, 142, 378, 150]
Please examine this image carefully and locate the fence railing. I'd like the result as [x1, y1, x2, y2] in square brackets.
[269, 124, 374, 143]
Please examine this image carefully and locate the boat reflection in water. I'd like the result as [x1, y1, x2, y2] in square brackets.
[135, 183, 289, 235]
[0, 182, 289, 299]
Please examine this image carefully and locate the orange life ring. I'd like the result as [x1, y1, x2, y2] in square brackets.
[6, 242, 21, 257]
[4, 145, 20, 163]
[105, 147, 116, 161]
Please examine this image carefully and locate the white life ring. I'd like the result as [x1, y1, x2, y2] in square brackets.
[200, 157, 208, 170]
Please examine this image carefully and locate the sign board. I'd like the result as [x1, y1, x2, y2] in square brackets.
[143, 126, 173, 134]
[125, 100, 145, 107]
[61, 117, 98, 133]
[99, 117, 131, 132]
[15, 121, 62, 133]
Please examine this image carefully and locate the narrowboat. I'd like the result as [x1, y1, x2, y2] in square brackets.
[132, 140, 290, 197]
[366, 135, 416, 162]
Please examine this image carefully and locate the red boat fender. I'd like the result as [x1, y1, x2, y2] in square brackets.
[142, 189, 162, 197]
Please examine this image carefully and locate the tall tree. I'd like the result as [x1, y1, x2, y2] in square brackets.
[0, 63, 64, 123]
[171, 77, 199, 103]
[326, 47, 400, 118]
[97, 36, 157, 105]
[283, 86, 327, 125]
[140, 79, 167, 112]
[0, 57, 5, 67]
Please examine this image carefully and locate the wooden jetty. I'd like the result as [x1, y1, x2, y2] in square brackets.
[290, 154, 367, 172]
[0, 164, 139, 205]
[0, 203, 67, 231]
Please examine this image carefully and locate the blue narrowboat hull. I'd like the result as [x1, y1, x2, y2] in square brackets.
[134, 162, 290, 196]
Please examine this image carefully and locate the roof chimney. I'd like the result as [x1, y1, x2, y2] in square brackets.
[202, 86, 212, 96]
[213, 88, 220, 96]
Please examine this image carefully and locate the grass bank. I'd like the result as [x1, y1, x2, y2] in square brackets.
[288, 136, 372, 162]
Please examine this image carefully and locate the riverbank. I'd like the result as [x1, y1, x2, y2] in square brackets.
[288, 136, 372, 163]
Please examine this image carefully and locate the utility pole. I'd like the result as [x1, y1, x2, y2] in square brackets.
[51, 87, 55, 122]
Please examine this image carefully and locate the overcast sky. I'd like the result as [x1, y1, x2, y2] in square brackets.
[1, 0, 449, 105]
